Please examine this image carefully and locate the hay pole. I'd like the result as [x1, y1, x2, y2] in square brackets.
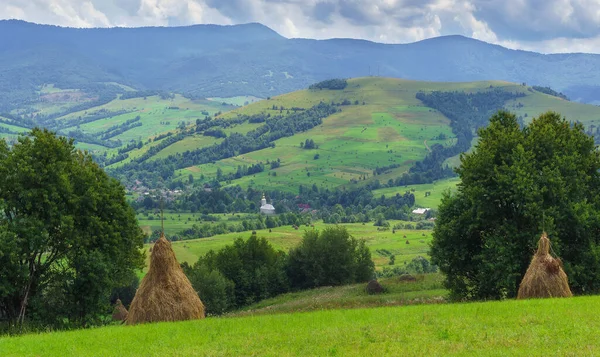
[160, 197, 164, 236]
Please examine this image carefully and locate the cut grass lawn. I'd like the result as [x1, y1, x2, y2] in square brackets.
[3, 295, 600, 356]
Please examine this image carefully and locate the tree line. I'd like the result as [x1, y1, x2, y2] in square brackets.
[182, 226, 373, 315]
[110, 102, 338, 184]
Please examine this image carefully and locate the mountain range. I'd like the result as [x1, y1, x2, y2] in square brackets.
[2, 19, 600, 109]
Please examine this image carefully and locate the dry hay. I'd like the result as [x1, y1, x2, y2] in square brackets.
[398, 274, 417, 282]
[111, 299, 128, 322]
[126, 235, 205, 325]
[517, 233, 572, 299]
[366, 280, 384, 295]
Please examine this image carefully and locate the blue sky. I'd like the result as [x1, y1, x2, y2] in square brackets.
[2, 0, 600, 53]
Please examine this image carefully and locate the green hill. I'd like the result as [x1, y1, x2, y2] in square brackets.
[2, 295, 599, 356]
[149, 77, 600, 193]
[5, 77, 600, 200]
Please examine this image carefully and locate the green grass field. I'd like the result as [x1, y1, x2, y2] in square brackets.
[234, 274, 446, 316]
[73, 95, 233, 149]
[2, 295, 599, 356]
[145, 221, 433, 271]
[137, 212, 255, 236]
[373, 177, 460, 208]
[6, 78, 600, 191]
[172, 77, 600, 194]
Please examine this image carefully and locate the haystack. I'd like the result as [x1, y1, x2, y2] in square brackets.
[126, 235, 205, 324]
[112, 299, 128, 322]
[517, 233, 572, 299]
[366, 280, 384, 295]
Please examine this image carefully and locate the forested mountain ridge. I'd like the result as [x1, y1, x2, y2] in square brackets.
[2, 19, 600, 113]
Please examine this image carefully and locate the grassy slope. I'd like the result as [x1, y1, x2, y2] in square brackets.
[6, 79, 599, 189]
[178, 77, 461, 192]
[372, 177, 460, 209]
[2, 296, 599, 356]
[233, 274, 446, 316]
[174, 77, 600, 194]
[141, 221, 433, 271]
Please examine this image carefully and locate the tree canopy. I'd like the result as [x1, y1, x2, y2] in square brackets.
[430, 111, 600, 300]
[287, 226, 374, 289]
[0, 128, 145, 328]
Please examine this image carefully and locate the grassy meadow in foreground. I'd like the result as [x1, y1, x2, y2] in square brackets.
[2, 296, 598, 356]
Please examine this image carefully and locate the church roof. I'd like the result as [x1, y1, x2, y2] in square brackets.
[261, 204, 275, 210]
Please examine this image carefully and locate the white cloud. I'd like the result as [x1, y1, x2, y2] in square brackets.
[1, 0, 600, 53]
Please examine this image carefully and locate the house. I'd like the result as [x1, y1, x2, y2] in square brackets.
[412, 208, 430, 215]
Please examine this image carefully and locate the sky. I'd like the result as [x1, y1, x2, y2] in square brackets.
[1, 0, 600, 53]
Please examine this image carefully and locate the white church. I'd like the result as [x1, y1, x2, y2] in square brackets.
[259, 194, 276, 215]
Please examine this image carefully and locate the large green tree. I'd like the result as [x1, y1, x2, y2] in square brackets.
[287, 226, 374, 289]
[431, 111, 600, 300]
[0, 129, 145, 327]
[199, 233, 289, 308]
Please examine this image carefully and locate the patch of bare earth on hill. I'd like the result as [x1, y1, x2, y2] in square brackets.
[378, 127, 405, 141]
[394, 111, 449, 125]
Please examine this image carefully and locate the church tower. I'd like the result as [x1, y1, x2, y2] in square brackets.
[259, 193, 275, 215]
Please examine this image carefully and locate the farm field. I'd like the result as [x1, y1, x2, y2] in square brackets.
[144, 221, 434, 271]
[137, 212, 256, 236]
[3, 295, 599, 356]
[372, 177, 460, 208]
[174, 77, 600, 193]
[72, 95, 233, 149]
[6, 78, 600, 195]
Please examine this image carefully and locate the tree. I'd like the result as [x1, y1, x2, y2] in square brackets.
[0, 129, 145, 327]
[182, 262, 235, 316]
[287, 226, 374, 289]
[430, 111, 600, 300]
[199, 233, 288, 307]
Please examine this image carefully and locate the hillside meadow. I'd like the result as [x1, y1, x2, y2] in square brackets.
[233, 274, 446, 316]
[6, 77, 600, 196]
[140, 220, 434, 272]
[172, 77, 600, 193]
[2, 296, 598, 356]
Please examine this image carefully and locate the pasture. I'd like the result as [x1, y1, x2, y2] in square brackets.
[372, 177, 460, 208]
[3, 295, 599, 356]
[142, 220, 435, 271]
[234, 274, 446, 316]
[174, 77, 600, 194]
[137, 212, 256, 236]
[177, 78, 463, 192]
